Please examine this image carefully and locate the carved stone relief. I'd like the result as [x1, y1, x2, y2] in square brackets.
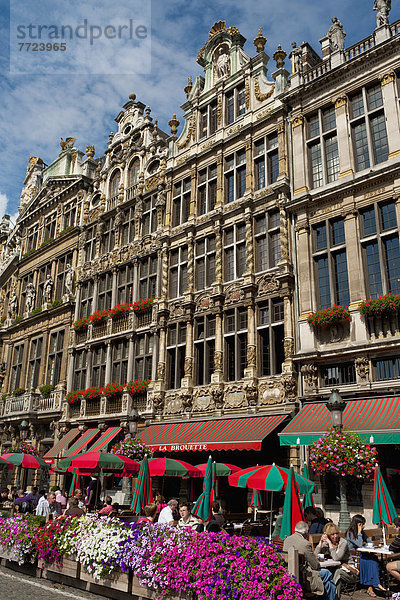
[355, 356, 369, 381]
[257, 274, 280, 295]
[259, 380, 285, 405]
[301, 363, 318, 390]
[224, 284, 244, 305]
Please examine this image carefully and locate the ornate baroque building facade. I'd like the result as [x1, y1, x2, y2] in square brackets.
[0, 5, 399, 487]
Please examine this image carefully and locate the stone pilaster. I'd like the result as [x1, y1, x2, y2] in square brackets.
[66, 348, 75, 393]
[127, 335, 135, 382]
[245, 137, 253, 193]
[211, 311, 223, 383]
[380, 71, 400, 160]
[244, 303, 256, 378]
[181, 317, 193, 388]
[291, 115, 308, 195]
[215, 154, 224, 207]
[333, 95, 354, 179]
[85, 347, 93, 388]
[105, 341, 112, 384]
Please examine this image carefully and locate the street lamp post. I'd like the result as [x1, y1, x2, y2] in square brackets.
[16, 420, 29, 489]
[121, 408, 139, 506]
[326, 389, 350, 531]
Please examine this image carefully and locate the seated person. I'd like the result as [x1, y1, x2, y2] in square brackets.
[178, 502, 200, 529]
[137, 503, 157, 524]
[386, 517, 400, 584]
[99, 496, 114, 516]
[158, 499, 178, 526]
[64, 496, 85, 518]
[315, 522, 358, 597]
[305, 507, 325, 535]
[283, 520, 336, 600]
[0, 488, 12, 509]
[346, 514, 385, 597]
[207, 501, 225, 531]
[109, 502, 119, 517]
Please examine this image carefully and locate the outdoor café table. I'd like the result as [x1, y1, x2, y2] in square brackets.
[319, 559, 341, 569]
[358, 546, 394, 598]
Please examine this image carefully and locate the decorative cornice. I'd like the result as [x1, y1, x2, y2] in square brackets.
[254, 77, 274, 102]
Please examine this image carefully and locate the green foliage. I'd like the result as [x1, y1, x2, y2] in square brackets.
[15, 316, 23, 324]
[31, 308, 42, 316]
[39, 384, 54, 396]
[59, 226, 74, 236]
[359, 293, 400, 317]
[40, 237, 55, 247]
[51, 299, 62, 308]
[12, 388, 26, 397]
[307, 305, 351, 327]
[22, 249, 35, 258]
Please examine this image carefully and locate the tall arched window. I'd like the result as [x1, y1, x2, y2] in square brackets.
[110, 170, 121, 198]
[128, 159, 140, 188]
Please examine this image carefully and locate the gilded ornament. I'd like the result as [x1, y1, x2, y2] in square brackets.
[60, 137, 76, 151]
[273, 45, 287, 69]
[253, 27, 266, 53]
[332, 95, 347, 109]
[86, 145, 95, 159]
[184, 77, 193, 98]
[291, 114, 304, 128]
[245, 79, 250, 109]
[177, 115, 196, 150]
[168, 113, 180, 137]
[254, 77, 274, 102]
[379, 70, 396, 86]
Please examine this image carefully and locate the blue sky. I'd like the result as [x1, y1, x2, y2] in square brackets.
[0, 0, 398, 222]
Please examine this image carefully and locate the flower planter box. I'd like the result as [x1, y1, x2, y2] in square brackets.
[80, 567, 131, 594]
[46, 554, 81, 579]
[131, 577, 186, 600]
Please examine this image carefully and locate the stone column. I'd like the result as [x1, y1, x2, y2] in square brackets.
[380, 71, 400, 160]
[66, 348, 75, 393]
[283, 295, 295, 360]
[296, 225, 312, 314]
[279, 198, 290, 265]
[244, 211, 254, 276]
[245, 137, 253, 193]
[190, 166, 197, 218]
[111, 268, 118, 307]
[85, 347, 93, 388]
[38, 328, 50, 387]
[277, 121, 288, 180]
[245, 303, 256, 378]
[182, 317, 193, 388]
[187, 233, 194, 293]
[73, 283, 81, 321]
[215, 154, 224, 207]
[105, 341, 112, 384]
[344, 211, 364, 302]
[213, 223, 223, 286]
[157, 326, 167, 383]
[333, 95, 354, 179]
[127, 335, 135, 382]
[92, 276, 99, 313]
[211, 311, 223, 383]
[291, 115, 308, 195]
[160, 244, 169, 300]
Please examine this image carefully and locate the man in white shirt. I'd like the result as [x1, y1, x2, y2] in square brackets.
[36, 492, 57, 517]
[158, 499, 178, 525]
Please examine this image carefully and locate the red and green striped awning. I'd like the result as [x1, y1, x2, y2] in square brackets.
[138, 415, 287, 452]
[279, 397, 400, 446]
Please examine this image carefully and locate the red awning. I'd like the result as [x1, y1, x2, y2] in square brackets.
[63, 428, 100, 457]
[43, 428, 80, 460]
[87, 427, 122, 453]
[138, 415, 287, 452]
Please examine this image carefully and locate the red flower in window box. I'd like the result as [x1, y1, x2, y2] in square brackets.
[307, 305, 351, 327]
[81, 386, 102, 400]
[66, 390, 83, 405]
[359, 293, 400, 317]
[73, 317, 89, 331]
[108, 303, 132, 319]
[132, 298, 154, 313]
[102, 381, 125, 399]
[89, 310, 110, 325]
[125, 379, 150, 396]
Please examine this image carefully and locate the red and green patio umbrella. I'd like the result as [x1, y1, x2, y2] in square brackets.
[131, 454, 153, 513]
[148, 458, 202, 478]
[1, 453, 50, 469]
[192, 456, 216, 522]
[303, 464, 315, 509]
[228, 463, 317, 494]
[373, 465, 397, 546]
[250, 489, 262, 508]
[195, 462, 241, 477]
[280, 467, 305, 539]
[57, 452, 139, 475]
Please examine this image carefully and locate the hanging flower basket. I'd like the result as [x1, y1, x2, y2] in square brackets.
[359, 293, 400, 317]
[307, 305, 351, 327]
[66, 390, 83, 405]
[9, 440, 39, 456]
[110, 436, 152, 461]
[132, 298, 154, 313]
[109, 304, 132, 319]
[89, 310, 109, 326]
[125, 379, 150, 396]
[102, 381, 125, 399]
[73, 317, 89, 331]
[309, 428, 378, 480]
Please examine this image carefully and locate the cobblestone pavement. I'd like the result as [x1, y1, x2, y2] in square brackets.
[0, 565, 106, 600]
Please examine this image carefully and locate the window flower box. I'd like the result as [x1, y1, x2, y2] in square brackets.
[132, 298, 154, 313]
[73, 317, 89, 331]
[108, 303, 132, 319]
[45, 554, 81, 581]
[66, 390, 82, 405]
[82, 386, 102, 400]
[125, 379, 150, 396]
[102, 381, 124, 399]
[359, 293, 400, 317]
[80, 568, 131, 593]
[89, 310, 109, 325]
[307, 305, 351, 327]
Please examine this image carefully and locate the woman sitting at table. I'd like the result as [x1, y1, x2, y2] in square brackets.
[315, 522, 358, 597]
[346, 514, 386, 597]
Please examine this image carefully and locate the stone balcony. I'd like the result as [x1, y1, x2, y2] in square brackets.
[0, 389, 63, 420]
[74, 309, 154, 346]
[67, 392, 150, 421]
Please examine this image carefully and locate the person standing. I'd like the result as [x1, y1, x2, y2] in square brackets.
[86, 476, 101, 510]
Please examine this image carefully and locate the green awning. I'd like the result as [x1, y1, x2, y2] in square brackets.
[279, 397, 400, 446]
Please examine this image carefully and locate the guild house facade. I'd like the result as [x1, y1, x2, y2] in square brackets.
[0, 2, 399, 507]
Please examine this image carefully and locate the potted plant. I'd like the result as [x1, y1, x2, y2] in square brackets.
[81, 387, 102, 401]
[108, 304, 132, 319]
[39, 384, 54, 397]
[307, 305, 351, 327]
[102, 381, 125, 399]
[89, 310, 109, 326]
[359, 293, 400, 317]
[12, 388, 26, 397]
[132, 298, 154, 313]
[66, 390, 82, 405]
[73, 317, 89, 331]
[125, 379, 150, 396]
